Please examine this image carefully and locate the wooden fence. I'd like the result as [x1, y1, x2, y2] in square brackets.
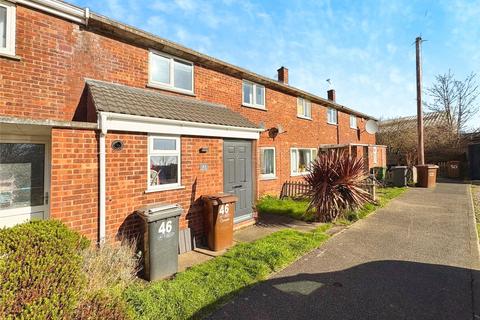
[280, 181, 311, 199]
[280, 177, 376, 201]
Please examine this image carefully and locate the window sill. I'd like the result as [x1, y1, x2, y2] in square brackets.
[0, 52, 21, 61]
[327, 122, 338, 126]
[242, 103, 267, 111]
[297, 115, 312, 121]
[145, 185, 185, 193]
[260, 176, 277, 181]
[290, 172, 310, 177]
[350, 126, 358, 130]
[146, 83, 195, 96]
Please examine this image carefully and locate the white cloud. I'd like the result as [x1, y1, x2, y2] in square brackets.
[174, 0, 196, 11]
[387, 43, 397, 55]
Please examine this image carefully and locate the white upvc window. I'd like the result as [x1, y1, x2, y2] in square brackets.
[350, 114, 357, 129]
[327, 108, 338, 124]
[373, 146, 378, 164]
[260, 147, 276, 179]
[290, 148, 318, 176]
[297, 97, 312, 119]
[242, 80, 265, 109]
[148, 135, 181, 191]
[148, 50, 194, 94]
[0, 0, 16, 57]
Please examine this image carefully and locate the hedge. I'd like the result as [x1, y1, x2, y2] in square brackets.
[0, 220, 89, 319]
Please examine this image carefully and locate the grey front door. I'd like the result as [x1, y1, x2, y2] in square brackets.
[223, 140, 253, 222]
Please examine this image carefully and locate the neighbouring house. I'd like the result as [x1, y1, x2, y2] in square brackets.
[378, 112, 453, 166]
[0, 0, 386, 244]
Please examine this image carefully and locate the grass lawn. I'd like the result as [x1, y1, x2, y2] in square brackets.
[124, 225, 331, 320]
[471, 185, 480, 239]
[256, 196, 313, 221]
[256, 187, 407, 224]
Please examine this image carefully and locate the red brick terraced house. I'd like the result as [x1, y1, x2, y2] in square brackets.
[0, 0, 386, 245]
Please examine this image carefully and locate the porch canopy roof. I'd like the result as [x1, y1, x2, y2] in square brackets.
[86, 79, 259, 130]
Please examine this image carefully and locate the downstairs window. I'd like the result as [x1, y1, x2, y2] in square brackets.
[148, 135, 181, 191]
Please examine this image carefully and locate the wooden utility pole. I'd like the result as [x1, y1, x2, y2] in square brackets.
[416, 36, 425, 165]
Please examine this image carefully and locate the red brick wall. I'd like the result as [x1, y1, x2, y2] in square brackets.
[3, 5, 382, 240]
[50, 128, 99, 241]
[104, 133, 223, 242]
[50, 129, 223, 242]
[0, 5, 146, 122]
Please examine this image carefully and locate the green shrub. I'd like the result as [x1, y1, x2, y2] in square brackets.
[0, 220, 89, 319]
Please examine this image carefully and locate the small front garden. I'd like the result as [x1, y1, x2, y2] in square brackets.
[124, 224, 331, 319]
[0, 219, 331, 320]
[257, 186, 406, 225]
[0, 220, 138, 320]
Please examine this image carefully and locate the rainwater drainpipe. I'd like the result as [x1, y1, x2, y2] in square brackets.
[98, 113, 107, 244]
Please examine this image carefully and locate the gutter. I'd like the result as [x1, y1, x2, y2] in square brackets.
[16, 0, 89, 24]
[98, 113, 107, 244]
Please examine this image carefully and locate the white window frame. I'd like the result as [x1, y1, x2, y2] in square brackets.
[327, 108, 338, 125]
[373, 146, 378, 164]
[350, 114, 357, 129]
[0, 0, 16, 57]
[260, 147, 276, 180]
[148, 50, 194, 95]
[290, 148, 318, 176]
[242, 80, 265, 109]
[147, 135, 182, 192]
[297, 97, 312, 119]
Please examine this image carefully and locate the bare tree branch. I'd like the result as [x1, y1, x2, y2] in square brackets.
[426, 71, 480, 134]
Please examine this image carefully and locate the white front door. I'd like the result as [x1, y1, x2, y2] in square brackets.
[0, 138, 50, 228]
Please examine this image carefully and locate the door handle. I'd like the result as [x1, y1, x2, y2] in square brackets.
[45, 192, 49, 205]
[233, 185, 242, 189]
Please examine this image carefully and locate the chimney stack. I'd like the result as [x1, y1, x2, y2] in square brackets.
[277, 66, 289, 84]
[327, 89, 336, 102]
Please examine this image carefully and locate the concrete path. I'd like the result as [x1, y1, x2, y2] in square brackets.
[208, 183, 480, 320]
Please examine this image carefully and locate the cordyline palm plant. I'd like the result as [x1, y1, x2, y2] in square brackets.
[304, 149, 372, 222]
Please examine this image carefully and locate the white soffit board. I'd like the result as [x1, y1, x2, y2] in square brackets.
[102, 112, 261, 140]
[15, 0, 87, 24]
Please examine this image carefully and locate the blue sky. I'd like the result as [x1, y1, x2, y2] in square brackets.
[70, 0, 480, 128]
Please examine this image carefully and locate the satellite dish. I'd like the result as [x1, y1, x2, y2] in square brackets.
[365, 120, 379, 134]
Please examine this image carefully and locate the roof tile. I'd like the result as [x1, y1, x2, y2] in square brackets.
[87, 80, 259, 129]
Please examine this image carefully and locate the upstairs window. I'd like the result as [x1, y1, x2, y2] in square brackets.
[242, 80, 265, 109]
[297, 97, 312, 119]
[291, 148, 318, 175]
[149, 51, 194, 94]
[0, 0, 15, 56]
[350, 114, 357, 129]
[148, 135, 181, 191]
[327, 108, 338, 124]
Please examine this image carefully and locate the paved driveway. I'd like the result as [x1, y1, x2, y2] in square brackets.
[208, 183, 480, 320]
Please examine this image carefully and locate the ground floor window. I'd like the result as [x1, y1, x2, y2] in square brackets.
[373, 146, 378, 164]
[260, 147, 276, 179]
[148, 135, 181, 191]
[291, 148, 318, 175]
[0, 143, 45, 209]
